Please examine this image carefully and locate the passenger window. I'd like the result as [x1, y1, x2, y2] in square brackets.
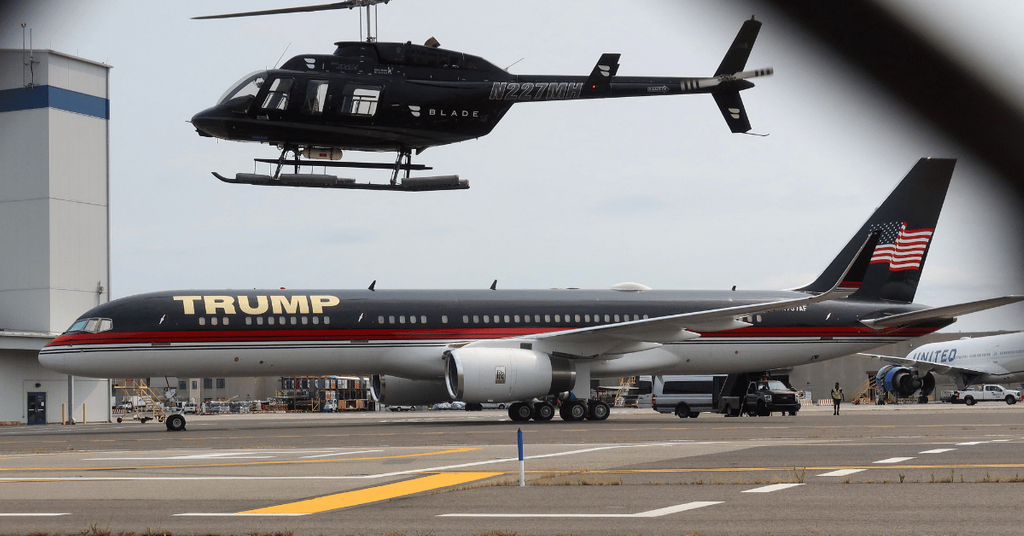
[268, 317, 274, 325]
[290, 317, 297, 325]
[199, 318, 206, 326]
[301, 80, 329, 115]
[340, 85, 381, 116]
[463, 315, 469, 323]
[421, 315, 427, 324]
[378, 315, 385, 324]
[312, 316, 319, 325]
[246, 317, 252, 326]
[409, 315, 416, 324]
[301, 317, 308, 325]
[614, 315, 620, 322]
[483, 315, 490, 324]
[514, 315, 520, 323]
[473, 315, 479, 323]
[504, 315, 510, 323]
[257, 317, 264, 325]
[211, 317, 218, 326]
[574, 314, 581, 323]
[545, 315, 551, 323]
[442, 315, 449, 324]
[554, 315, 560, 323]
[400, 316, 406, 324]
[324, 316, 330, 325]
[223, 317, 230, 326]
[389, 316, 395, 324]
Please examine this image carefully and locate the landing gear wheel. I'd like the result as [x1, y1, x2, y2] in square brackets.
[165, 414, 186, 432]
[587, 401, 610, 421]
[533, 402, 555, 422]
[563, 401, 587, 421]
[509, 402, 533, 422]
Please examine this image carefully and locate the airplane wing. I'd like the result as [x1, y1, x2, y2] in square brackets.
[465, 232, 878, 358]
[860, 296, 1024, 329]
[860, 352, 1015, 379]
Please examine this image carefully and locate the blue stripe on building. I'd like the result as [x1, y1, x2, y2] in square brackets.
[0, 86, 109, 120]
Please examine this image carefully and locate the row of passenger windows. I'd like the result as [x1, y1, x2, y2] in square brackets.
[196, 313, 651, 328]
[197, 316, 331, 326]
[376, 313, 649, 325]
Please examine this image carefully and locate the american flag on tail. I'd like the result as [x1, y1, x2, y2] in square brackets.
[869, 221, 933, 271]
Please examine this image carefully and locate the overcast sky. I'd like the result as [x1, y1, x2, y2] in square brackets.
[2, 0, 1022, 333]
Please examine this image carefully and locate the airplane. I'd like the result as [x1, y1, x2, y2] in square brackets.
[38, 158, 1024, 431]
[191, 7, 772, 190]
[868, 331, 1024, 403]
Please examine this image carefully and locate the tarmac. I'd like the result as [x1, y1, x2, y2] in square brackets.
[1, 402, 1022, 535]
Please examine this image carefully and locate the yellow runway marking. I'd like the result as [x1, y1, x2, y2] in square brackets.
[242, 472, 502, 515]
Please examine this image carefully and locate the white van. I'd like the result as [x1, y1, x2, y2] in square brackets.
[651, 375, 726, 418]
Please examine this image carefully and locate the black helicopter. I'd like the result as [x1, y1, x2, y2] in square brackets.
[191, 1, 772, 192]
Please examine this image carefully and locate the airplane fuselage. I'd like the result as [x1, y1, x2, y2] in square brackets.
[906, 331, 1024, 385]
[40, 288, 947, 382]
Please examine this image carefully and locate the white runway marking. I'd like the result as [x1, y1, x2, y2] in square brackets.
[0, 513, 70, 517]
[919, 448, 956, 454]
[956, 441, 988, 446]
[873, 457, 915, 464]
[741, 483, 804, 493]
[438, 501, 722, 518]
[300, 449, 383, 458]
[816, 469, 866, 477]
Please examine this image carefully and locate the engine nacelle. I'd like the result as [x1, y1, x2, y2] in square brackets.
[876, 366, 935, 398]
[369, 375, 451, 407]
[445, 347, 575, 404]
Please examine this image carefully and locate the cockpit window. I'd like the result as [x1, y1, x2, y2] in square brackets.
[65, 317, 113, 334]
[217, 70, 268, 105]
[261, 78, 294, 111]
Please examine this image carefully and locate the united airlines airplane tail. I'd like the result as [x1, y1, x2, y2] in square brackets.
[39, 158, 1023, 430]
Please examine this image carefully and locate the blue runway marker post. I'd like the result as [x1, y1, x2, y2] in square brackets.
[518, 428, 525, 487]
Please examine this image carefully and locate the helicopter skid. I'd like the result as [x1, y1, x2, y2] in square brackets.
[213, 172, 468, 192]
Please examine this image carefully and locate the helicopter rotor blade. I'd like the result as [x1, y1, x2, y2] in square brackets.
[193, 0, 390, 20]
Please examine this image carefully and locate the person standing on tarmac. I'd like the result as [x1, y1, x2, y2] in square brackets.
[831, 382, 845, 415]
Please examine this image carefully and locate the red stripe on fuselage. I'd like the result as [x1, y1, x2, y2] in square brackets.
[45, 324, 938, 348]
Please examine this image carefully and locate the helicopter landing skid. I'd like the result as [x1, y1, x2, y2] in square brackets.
[212, 172, 468, 192]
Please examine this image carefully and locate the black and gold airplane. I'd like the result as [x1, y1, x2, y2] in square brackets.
[191, 3, 772, 191]
[40, 159, 1023, 430]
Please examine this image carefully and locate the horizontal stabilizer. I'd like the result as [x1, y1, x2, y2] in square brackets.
[861, 295, 1024, 329]
[585, 53, 621, 90]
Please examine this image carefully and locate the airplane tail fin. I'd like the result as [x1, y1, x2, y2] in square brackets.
[711, 17, 770, 133]
[797, 158, 956, 304]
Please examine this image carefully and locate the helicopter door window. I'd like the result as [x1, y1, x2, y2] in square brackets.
[340, 86, 381, 117]
[302, 80, 329, 116]
[261, 78, 293, 111]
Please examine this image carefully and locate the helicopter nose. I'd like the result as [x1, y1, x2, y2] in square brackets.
[190, 107, 228, 139]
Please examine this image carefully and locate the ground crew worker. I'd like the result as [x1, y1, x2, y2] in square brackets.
[831, 382, 844, 415]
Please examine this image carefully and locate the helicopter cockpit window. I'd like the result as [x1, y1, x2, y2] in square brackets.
[302, 80, 329, 116]
[261, 78, 294, 111]
[340, 85, 381, 117]
[217, 70, 267, 106]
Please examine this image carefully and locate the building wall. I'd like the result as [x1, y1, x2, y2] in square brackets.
[0, 49, 111, 425]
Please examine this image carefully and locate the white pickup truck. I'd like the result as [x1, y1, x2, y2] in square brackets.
[951, 385, 1021, 405]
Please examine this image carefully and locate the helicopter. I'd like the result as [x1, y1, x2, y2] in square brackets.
[191, 1, 772, 192]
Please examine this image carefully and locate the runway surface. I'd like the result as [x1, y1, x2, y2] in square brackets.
[1, 403, 1022, 535]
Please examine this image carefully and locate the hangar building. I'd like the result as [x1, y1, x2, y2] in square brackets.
[0, 48, 112, 425]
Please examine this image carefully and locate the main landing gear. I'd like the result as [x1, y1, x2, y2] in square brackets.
[212, 145, 469, 192]
[507, 399, 610, 422]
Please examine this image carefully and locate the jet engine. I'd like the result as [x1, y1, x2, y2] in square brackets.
[369, 375, 451, 407]
[876, 365, 936, 398]
[445, 347, 575, 404]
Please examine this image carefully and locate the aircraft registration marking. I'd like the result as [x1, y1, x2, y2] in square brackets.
[237, 472, 502, 515]
[439, 501, 722, 518]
